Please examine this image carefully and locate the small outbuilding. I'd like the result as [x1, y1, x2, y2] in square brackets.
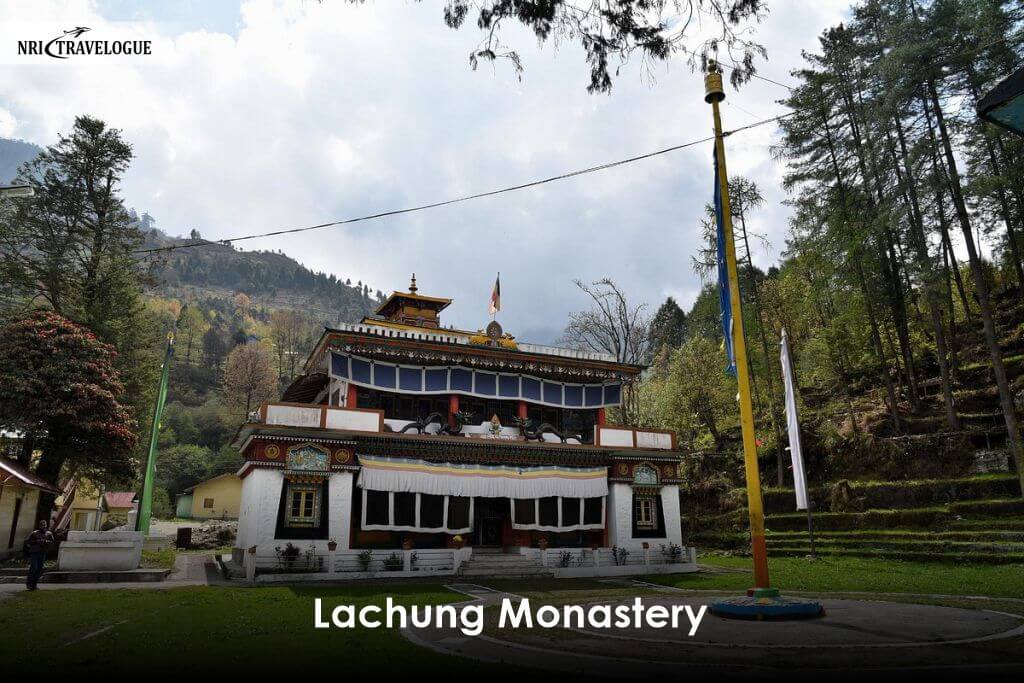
[184, 473, 242, 520]
[101, 491, 139, 529]
[0, 457, 60, 560]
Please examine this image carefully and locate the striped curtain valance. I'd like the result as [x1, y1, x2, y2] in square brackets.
[330, 351, 622, 409]
[357, 455, 609, 499]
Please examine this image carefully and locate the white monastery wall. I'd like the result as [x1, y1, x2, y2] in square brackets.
[328, 471, 354, 549]
[606, 482, 682, 548]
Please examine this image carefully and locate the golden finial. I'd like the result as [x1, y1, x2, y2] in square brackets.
[409, 273, 418, 293]
[704, 59, 725, 103]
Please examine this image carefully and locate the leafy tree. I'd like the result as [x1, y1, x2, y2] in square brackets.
[0, 116, 160, 454]
[409, 0, 767, 93]
[0, 310, 137, 517]
[177, 306, 209, 364]
[155, 443, 214, 497]
[222, 342, 279, 418]
[664, 336, 736, 449]
[152, 487, 173, 518]
[648, 296, 687, 355]
[202, 326, 228, 369]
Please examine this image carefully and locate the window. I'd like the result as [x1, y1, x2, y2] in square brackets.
[394, 492, 417, 527]
[538, 497, 559, 527]
[420, 494, 445, 529]
[560, 497, 581, 527]
[275, 479, 329, 540]
[635, 496, 657, 530]
[510, 496, 605, 531]
[360, 489, 473, 533]
[513, 498, 536, 525]
[364, 489, 390, 526]
[203, 498, 215, 509]
[286, 486, 319, 527]
[447, 496, 471, 530]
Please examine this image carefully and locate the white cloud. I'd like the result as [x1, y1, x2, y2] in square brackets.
[0, 0, 851, 343]
[0, 108, 16, 137]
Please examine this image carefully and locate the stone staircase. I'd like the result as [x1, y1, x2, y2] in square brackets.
[458, 547, 554, 579]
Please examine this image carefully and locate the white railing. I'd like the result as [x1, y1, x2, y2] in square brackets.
[518, 544, 697, 577]
[334, 322, 469, 345]
[246, 546, 471, 582]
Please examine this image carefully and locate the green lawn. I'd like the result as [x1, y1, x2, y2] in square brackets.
[642, 554, 1024, 598]
[2, 555, 1021, 671]
[0, 583, 501, 672]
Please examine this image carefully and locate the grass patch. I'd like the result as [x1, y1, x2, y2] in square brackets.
[643, 555, 1024, 597]
[140, 549, 176, 569]
[0, 584, 507, 672]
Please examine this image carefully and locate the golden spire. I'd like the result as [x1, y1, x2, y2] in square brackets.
[409, 273, 418, 293]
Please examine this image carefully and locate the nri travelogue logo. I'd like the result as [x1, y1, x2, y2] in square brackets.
[17, 26, 152, 59]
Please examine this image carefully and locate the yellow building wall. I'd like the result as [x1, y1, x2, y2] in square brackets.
[0, 484, 41, 559]
[60, 480, 105, 531]
[189, 476, 242, 519]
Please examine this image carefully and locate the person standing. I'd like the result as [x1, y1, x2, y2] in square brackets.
[25, 520, 54, 590]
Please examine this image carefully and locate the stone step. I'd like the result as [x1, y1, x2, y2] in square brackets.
[459, 568, 555, 578]
[460, 557, 541, 566]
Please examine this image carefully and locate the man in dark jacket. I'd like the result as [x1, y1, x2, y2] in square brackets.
[25, 520, 54, 590]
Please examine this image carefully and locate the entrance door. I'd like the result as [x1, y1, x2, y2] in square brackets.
[475, 497, 508, 547]
[7, 497, 22, 549]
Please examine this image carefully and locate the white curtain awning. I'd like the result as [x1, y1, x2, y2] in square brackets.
[357, 455, 608, 499]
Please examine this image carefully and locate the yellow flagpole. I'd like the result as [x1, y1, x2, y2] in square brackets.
[705, 62, 771, 590]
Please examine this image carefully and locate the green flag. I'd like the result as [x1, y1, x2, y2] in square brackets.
[137, 331, 174, 535]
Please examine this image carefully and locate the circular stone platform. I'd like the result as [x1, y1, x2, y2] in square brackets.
[572, 597, 1024, 648]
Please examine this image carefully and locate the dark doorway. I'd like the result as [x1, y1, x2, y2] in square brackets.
[8, 497, 22, 549]
[475, 497, 508, 547]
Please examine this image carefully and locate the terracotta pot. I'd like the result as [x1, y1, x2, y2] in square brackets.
[327, 541, 338, 552]
[247, 545, 257, 555]
[642, 542, 650, 550]
[402, 539, 413, 551]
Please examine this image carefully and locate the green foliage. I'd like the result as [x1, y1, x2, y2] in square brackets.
[151, 487, 173, 518]
[155, 444, 215, 497]
[642, 336, 736, 449]
[647, 296, 687, 356]
[0, 310, 137, 483]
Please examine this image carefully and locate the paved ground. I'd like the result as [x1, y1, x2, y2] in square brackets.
[0, 552, 227, 594]
[402, 582, 1024, 677]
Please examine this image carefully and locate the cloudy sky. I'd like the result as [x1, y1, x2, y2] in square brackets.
[0, 0, 852, 344]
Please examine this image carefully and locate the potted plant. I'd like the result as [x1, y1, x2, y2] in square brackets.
[451, 534, 465, 549]
[327, 540, 338, 552]
[402, 538, 413, 551]
[382, 552, 404, 571]
[642, 541, 650, 550]
[537, 536, 549, 551]
[357, 549, 372, 571]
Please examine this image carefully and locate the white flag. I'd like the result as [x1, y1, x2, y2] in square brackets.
[780, 329, 809, 511]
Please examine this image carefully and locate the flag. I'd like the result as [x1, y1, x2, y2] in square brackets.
[713, 151, 737, 376]
[780, 328, 809, 510]
[137, 331, 175, 534]
[489, 273, 501, 315]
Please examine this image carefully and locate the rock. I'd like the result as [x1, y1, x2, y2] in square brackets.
[182, 520, 237, 550]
